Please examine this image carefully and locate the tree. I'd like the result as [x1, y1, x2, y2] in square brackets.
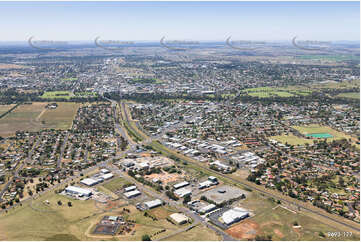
[141, 234, 151, 241]
[68, 201, 72, 207]
[183, 194, 191, 204]
[57, 200, 62, 206]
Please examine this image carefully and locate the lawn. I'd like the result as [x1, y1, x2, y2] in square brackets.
[0, 102, 47, 137]
[270, 134, 313, 146]
[336, 92, 360, 99]
[41, 91, 73, 100]
[39, 102, 80, 130]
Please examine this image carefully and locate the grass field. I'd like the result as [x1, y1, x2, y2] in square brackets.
[41, 91, 73, 100]
[164, 224, 221, 241]
[0, 193, 100, 241]
[0, 102, 47, 137]
[40, 102, 80, 129]
[232, 192, 360, 241]
[243, 86, 310, 98]
[102, 177, 131, 192]
[0, 104, 16, 116]
[336, 92, 360, 99]
[0, 102, 80, 136]
[270, 134, 313, 146]
[292, 125, 353, 142]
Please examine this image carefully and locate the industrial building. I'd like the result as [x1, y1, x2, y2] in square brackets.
[65, 186, 92, 197]
[173, 181, 189, 189]
[169, 213, 190, 225]
[80, 178, 100, 186]
[124, 185, 137, 192]
[221, 207, 249, 225]
[144, 199, 163, 209]
[124, 189, 141, 198]
[174, 188, 192, 198]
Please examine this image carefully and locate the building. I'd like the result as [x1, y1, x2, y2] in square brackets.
[222, 207, 249, 225]
[208, 176, 218, 183]
[144, 199, 163, 209]
[124, 185, 137, 192]
[80, 178, 99, 186]
[198, 204, 217, 214]
[100, 173, 114, 180]
[174, 188, 192, 198]
[173, 181, 189, 189]
[169, 213, 190, 225]
[199, 180, 214, 189]
[65, 186, 92, 197]
[124, 190, 141, 198]
[100, 168, 110, 174]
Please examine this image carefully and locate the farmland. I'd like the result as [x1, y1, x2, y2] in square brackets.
[39, 102, 80, 129]
[0, 102, 47, 137]
[0, 104, 16, 116]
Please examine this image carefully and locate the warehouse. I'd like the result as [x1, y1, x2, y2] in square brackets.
[198, 203, 217, 214]
[65, 186, 92, 197]
[80, 178, 99, 186]
[174, 188, 192, 198]
[173, 181, 189, 189]
[124, 190, 141, 198]
[124, 185, 137, 192]
[221, 207, 249, 225]
[169, 213, 190, 225]
[100, 173, 114, 180]
[144, 199, 163, 209]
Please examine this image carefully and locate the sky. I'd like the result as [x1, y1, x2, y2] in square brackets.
[0, 1, 359, 41]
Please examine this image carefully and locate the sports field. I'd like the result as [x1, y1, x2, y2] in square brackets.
[41, 91, 73, 100]
[336, 92, 360, 99]
[293, 125, 352, 142]
[243, 86, 311, 98]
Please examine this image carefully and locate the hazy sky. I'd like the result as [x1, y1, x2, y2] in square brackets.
[0, 1, 359, 41]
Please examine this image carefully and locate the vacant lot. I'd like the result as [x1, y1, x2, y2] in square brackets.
[41, 91, 73, 100]
[102, 177, 130, 192]
[232, 192, 360, 241]
[0, 102, 47, 137]
[164, 224, 221, 241]
[40, 102, 80, 129]
[0, 193, 100, 241]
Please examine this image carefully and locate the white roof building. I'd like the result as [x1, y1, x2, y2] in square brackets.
[80, 178, 99, 186]
[199, 204, 217, 214]
[173, 181, 189, 189]
[144, 199, 163, 209]
[174, 188, 192, 198]
[65, 186, 92, 197]
[222, 207, 249, 225]
[199, 180, 214, 189]
[100, 173, 114, 180]
[124, 190, 141, 198]
[169, 213, 190, 224]
[100, 168, 110, 174]
[124, 185, 137, 192]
